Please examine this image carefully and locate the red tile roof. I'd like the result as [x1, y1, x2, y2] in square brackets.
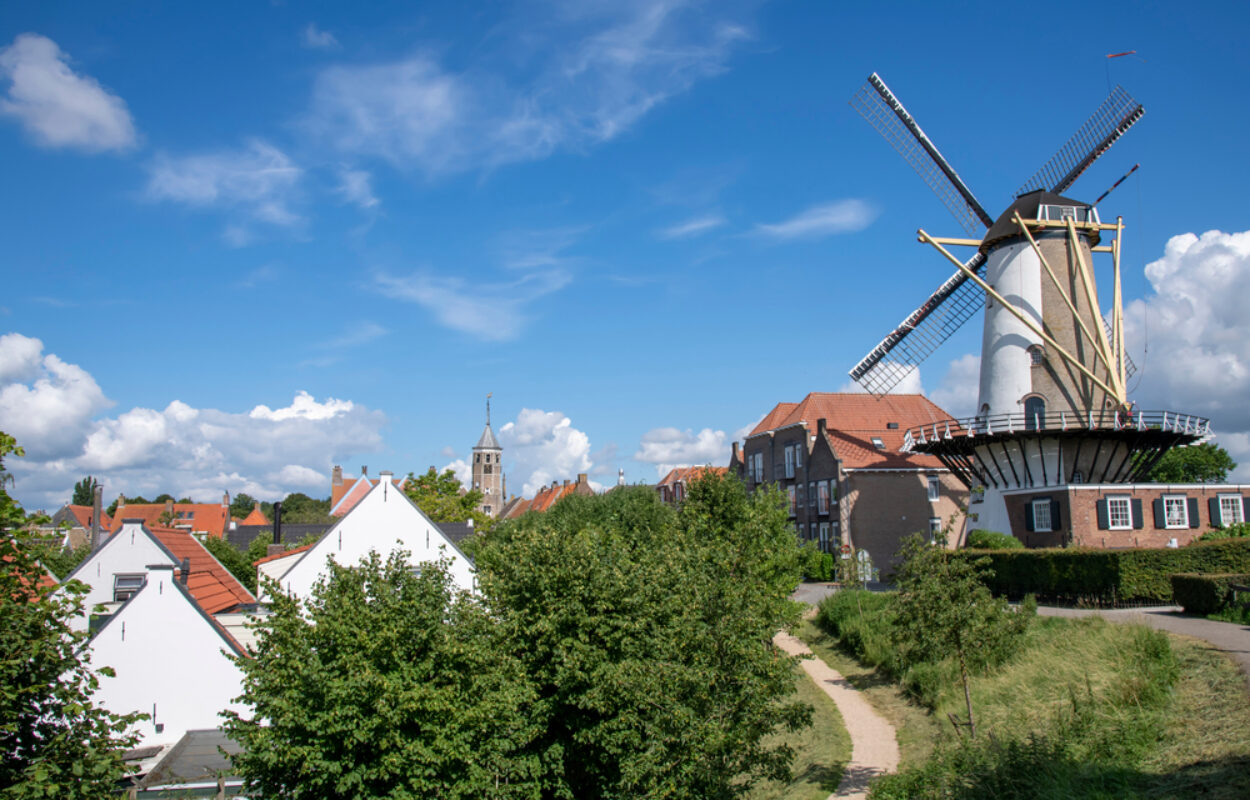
[63, 505, 112, 531]
[112, 503, 231, 539]
[238, 504, 269, 526]
[748, 392, 953, 470]
[330, 476, 405, 516]
[252, 542, 314, 566]
[656, 466, 728, 487]
[147, 526, 255, 614]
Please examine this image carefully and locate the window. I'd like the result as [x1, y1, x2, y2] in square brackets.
[753, 452, 764, 483]
[1028, 345, 1045, 366]
[1219, 495, 1245, 526]
[784, 447, 795, 479]
[787, 486, 796, 516]
[828, 479, 838, 503]
[113, 574, 145, 602]
[927, 476, 940, 502]
[1108, 497, 1131, 530]
[1164, 496, 1188, 529]
[483, 505, 491, 514]
[871, 437, 885, 450]
[819, 523, 830, 551]
[475, 453, 481, 463]
[817, 482, 830, 514]
[1072, 471, 1084, 485]
[794, 443, 802, 469]
[928, 517, 942, 542]
[810, 522, 818, 541]
[808, 481, 816, 508]
[1024, 397, 1045, 431]
[484, 464, 493, 474]
[796, 483, 806, 510]
[1032, 499, 1053, 532]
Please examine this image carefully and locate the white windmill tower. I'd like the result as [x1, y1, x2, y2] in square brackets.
[847, 74, 1211, 536]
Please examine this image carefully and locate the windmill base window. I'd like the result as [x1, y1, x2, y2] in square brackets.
[1219, 495, 1244, 526]
[1108, 498, 1131, 530]
[1164, 497, 1188, 529]
[1032, 500, 1052, 532]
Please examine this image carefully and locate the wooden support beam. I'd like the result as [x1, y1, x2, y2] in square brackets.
[1113, 216, 1126, 392]
[1013, 212, 1118, 382]
[925, 236, 984, 248]
[1065, 217, 1125, 403]
[918, 229, 1125, 404]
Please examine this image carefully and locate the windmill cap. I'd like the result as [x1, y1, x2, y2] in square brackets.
[981, 190, 1100, 253]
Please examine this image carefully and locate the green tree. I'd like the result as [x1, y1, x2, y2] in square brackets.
[276, 492, 332, 524]
[224, 552, 541, 799]
[477, 477, 809, 799]
[1147, 442, 1236, 483]
[230, 492, 258, 520]
[1, 434, 143, 796]
[890, 534, 1032, 738]
[403, 467, 493, 531]
[70, 475, 99, 506]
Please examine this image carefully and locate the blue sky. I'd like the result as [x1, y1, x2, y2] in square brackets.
[4, 1, 1250, 509]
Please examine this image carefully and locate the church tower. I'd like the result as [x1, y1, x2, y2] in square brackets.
[472, 394, 504, 518]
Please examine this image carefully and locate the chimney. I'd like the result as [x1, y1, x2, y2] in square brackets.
[222, 491, 229, 507]
[178, 557, 190, 585]
[577, 473, 588, 486]
[361, 465, 368, 476]
[272, 501, 283, 547]
[563, 479, 570, 488]
[332, 465, 343, 486]
[731, 441, 740, 463]
[379, 470, 393, 479]
[467, 518, 474, 529]
[91, 485, 104, 549]
[817, 418, 828, 437]
[165, 498, 174, 515]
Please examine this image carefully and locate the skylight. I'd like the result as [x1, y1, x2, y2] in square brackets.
[871, 437, 886, 449]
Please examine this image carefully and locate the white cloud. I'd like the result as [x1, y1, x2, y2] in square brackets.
[305, 3, 750, 173]
[0, 333, 110, 459]
[145, 139, 303, 233]
[376, 268, 570, 341]
[658, 214, 725, 240]
[302, 23, 340, 50]
[755, 200, 877, 240]
[498, 408, 594, 496]
[0, 337, 387, 510]
[1122, 229, 1250, 480]
[929, 353, 980, 418]
[633, 419, 756, 478]
[443, 457, 471, 488]
[337, 168, 379, 209]
[0, 33, 137, 152]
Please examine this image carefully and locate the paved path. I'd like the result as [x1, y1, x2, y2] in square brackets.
[1038, 605, 1250, 685]
[774, 627, 899, 800]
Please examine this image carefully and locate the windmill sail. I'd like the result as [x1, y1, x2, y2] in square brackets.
[847, 75, 1144, 397]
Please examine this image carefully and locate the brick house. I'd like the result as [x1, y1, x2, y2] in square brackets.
[732, 393, 967, 570]
[655, 466, 728, 504]
[998, 483, 1250, 549]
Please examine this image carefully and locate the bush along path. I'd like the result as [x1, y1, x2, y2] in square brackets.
[774, 622, 899, 800]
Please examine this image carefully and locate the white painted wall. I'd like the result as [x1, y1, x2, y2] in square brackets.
[86, 568, 245, 747]
[61, 522, 175, 633]
[978, 240, 1043, 416]
[255, 549, 305, 603]
[279, 478, 475, 601]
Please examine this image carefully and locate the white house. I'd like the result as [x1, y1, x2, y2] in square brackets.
[278, 471, 476, 600]
[60, 520, 254, 632]
[85, 565, 247, 748]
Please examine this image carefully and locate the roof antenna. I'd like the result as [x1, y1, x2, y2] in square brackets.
[1093, 163, 1140, 207]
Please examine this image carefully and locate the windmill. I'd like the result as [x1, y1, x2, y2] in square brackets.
[848, 73, 1210, 538]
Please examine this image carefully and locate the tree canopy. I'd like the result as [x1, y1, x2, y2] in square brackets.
[71, 475, 99, 507]
[403, 467, 493, 531]
[229, 492, 258, 520]
[1148, 443, 1236, 483]
[1, 433, 142, 796]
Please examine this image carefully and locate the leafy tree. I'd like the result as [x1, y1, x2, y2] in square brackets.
[200, 533, 320, 595]
[35, 541, 93, 581]
[403, 467, 493, 532]
[477, 476, 809, 799]
[152, 493, 175, 504]
[230, 492, 259, 520]
[1148, 442, 1236, 483]
[1, 434, 143, 796]
[276, 492, 332, 524]
[891, 534, 1033, 738]
[224, 552, 541, 799]
[964, 529, 1024, 550]
[70, 476, 99, 507]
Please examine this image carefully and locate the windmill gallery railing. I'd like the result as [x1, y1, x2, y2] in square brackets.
[901, 409, 1212, 452]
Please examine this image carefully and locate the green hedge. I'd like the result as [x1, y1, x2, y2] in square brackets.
[1170, 573, 1250, 615]
[965, 529, 1024, 550]
[954, 538, 1250, 606]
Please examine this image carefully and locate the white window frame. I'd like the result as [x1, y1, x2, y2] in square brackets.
[928, 517, 941, 542]
[784, 447, 795, 479]
[754, 452, 764, 482]
[113, 573, 145, 602]
[1218, 494, 1244, 526]
[794, 443, 802, 469]
[819, 523, 830, 550]
[1032, 499, 1053, 532]
[1163, 495, 1188, 530]
[871, 437, 885, 450]
[1107, 497, 1131, 530]
[927, 476, 940, 502]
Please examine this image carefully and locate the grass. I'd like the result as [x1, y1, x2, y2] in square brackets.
[800, 594, 1250, 799]
[744, 661, 852, 800]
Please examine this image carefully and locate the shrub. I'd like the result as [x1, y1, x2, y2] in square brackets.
[965, 529, 1024, 550]
[1197, 521, 1250, 541]
[799, 540, 836, 581]
[1170, 572, 1250, 615]
[957, 538, 1250, 606]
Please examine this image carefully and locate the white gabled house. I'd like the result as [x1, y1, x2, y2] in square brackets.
[60, 519, 254, 633]
[85, 565, 246, 748]
[278, 471, 476, 600]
